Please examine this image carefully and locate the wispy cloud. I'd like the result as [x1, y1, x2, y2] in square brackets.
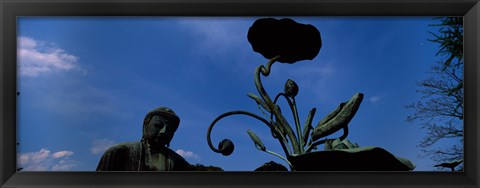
[52, 150, 74, 158]
[90, 138, 116, 155]
[18, 36, 80, 77]
[23, 79, 126, 119]
[369, 96, 381, 104]
[175, 149, 201, 162]
[18, 148, 77, 171]
[175, 18, 263, 80]
[51, 158, 78, 171]
[178, 19, 250, 56]
[275, 60, 340, 103]
[289, 62, 336, 78]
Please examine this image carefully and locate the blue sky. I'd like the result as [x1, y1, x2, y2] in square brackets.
[16, 17, 460, 171]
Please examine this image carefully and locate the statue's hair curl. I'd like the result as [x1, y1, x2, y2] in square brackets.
[143, 106, 180, 127]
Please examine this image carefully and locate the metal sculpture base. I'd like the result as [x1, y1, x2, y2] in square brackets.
[288, 147, 415, 171]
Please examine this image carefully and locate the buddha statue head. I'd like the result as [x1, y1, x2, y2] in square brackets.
[141, 107, 180, 150]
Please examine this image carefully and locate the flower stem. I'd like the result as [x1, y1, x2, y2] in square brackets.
[273, 93, 304, 154]
[254, 56, 301, 154]
[291, 97, 304, 153]
[206, 110, 291, 157]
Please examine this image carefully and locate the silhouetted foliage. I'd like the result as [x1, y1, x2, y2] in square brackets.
[434, 159, 463, 171]
[406, 17, 463, 171]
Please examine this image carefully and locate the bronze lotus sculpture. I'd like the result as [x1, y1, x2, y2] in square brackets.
[207, 18, 415, 171]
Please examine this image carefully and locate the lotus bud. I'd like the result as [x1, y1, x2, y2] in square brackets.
[284, 79, 299, 97]
[218, 139, 234, 156]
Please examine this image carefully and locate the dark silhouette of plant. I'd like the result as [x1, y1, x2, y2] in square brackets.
[208, 18, 415, 171]
[406, 17, 463, 171]
[207, 18, 367, 170]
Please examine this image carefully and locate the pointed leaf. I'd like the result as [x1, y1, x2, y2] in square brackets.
[353, 143, 360, 148]
[302, 108, 316, 147]
[247, 130, 266, 151]
[317, 102, 345, 127]
[247, 93, 270, 113]
[324, 139, 334, 150]
[341, 139, 355, 149]
[331, 138, 346, 149]
[311, 93, 364, 141]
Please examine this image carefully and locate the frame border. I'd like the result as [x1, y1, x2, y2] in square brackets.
[1, 0, 479, 188]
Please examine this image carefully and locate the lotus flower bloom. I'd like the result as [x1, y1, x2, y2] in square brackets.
[247, 18, 322, 64]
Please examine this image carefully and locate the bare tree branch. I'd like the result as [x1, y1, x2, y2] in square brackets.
[406, 17, 463, 170]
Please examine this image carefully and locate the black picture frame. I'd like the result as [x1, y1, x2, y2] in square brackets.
[1, 0, 479, 187]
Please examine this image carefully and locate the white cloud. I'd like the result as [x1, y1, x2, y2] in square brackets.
[90, 138, 115, 155]
[29, 148, 50, 164]
[18, 36, 80, 77]
[18, 154, 30, 165]
[52, 151, 74, 158]
[18, 148, 77, 171]
[51, 159, 78, 171]
[369, 96, 381, 104]
[175, 149, 201, 162]
[20, 36, 37, 49]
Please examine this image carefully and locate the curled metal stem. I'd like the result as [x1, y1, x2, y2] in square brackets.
[272, 93, 303, 153]
[207, 110, 291, 157]
[291, 97, 303, 153]
[255, 56, 301, 154]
